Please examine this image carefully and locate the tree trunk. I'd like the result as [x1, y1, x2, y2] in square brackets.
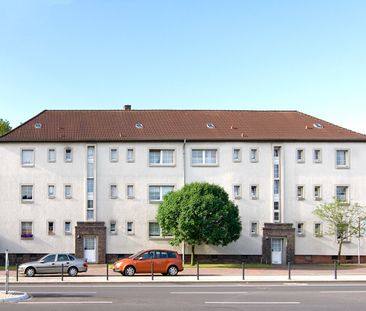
[191, 245, 196, 265]
[337, 240, 343, 265]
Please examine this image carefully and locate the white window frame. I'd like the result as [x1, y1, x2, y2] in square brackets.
[64, 221, 72, 235]
[127, 148, 135, 163]
[314, 223, 323, 237]
[64, 184, 72, 199]
[250, 221, 259, 236]
[148, 149, 175, 166]
[232, 148, 241, 162]
[110, 148, 119, 162]
[249, 148, 258, 163]
[296, 148, 305, 163]
[21, 149, 35, 167]
[233, 185, 241, 199]
[48, 148, 56, 163]
[127, 184, 134, 199]
[336, 149, 350, 169]
[191, 149, 218, 166]
[110, 184, 118, 199]
[110, 220, 117, 235]
[21, 184, 34, 203]
[127, 221, 134, 235]
[64, 147, 73, 162]
[48, 184, 56, 199]
[296, 222, 305, 236]
[250, 184, 259, 200]
[313, 148, 322, 163]
[335, 185, 349, 202]
[20, 221, 33, 239]
[148, 185, 174, 203]
[148, 221, 172, 239]
[314, 185, 322, 201]
[297, 185, 305, 200]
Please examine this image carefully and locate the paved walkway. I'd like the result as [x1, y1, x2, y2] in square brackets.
[1, 264, 366, 283]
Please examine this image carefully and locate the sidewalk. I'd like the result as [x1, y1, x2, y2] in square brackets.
[1, 264, 366, 283]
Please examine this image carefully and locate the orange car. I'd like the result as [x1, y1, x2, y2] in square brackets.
[113, 249, 184, 276]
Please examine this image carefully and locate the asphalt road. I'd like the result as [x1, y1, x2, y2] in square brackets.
[3, 282, 366, 310]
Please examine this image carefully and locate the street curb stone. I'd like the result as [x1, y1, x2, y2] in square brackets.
[0, 291, 29, 303]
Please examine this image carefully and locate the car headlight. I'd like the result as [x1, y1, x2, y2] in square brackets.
[115, 262, 122, 269]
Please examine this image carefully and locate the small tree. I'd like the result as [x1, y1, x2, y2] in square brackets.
[0, 119, 12, 136]
[157, 182, 242, 265]
[314, 199, 366, 264]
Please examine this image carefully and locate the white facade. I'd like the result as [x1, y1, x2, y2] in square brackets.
[1, 140, 366, 261]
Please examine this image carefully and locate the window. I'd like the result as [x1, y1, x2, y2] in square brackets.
[149, 222, 161, 237]
[21, 149, 34, 166]
[314, 185, 322, 200]
[87, 200, 94, 221]
[57, 254, 69, 262]
[48, 149, 56, 162]
[21, 185, 33, 202]
[48, 185, 56, 199]
[149, 185, 174, 202]
[21, 221, 33, 238]
[191, 149, 218, 165]
[127, 148, 134, 162]
[233, 185, 241, 199]
[233, 148, 241, 162]
[297, 186, 305, 200]
[250, 148, 258, 162]
[250, 185, 258, 199]
[87, 179, 94, 193]
[336, 186, 349, 202]
[110, 148, 118, 162]
[127, 184, 134, 199]
[273, 202, 280, 223]
[314, 223, 323, 237]
[42, 254, 56, 263]
[274, 164, 279, 179]
[296, 149, 305, 163]
[274, 180, 279, 195]
[127, 221, 134, 235]
[250, 222, 258, 236]
[297, 222, 305, 236]
[64, 221, 71, 234]
[110, 221, 117, 234]
[274, 147, 280, 158]
[336, 150, 349, 168]
[48, 221, 55, 235]
[64, 147, 72, 162]
[313, 149, 322, 163]
[110, 184, 117, 199]
[64, 185, 72, 199]
[149, 149, 174, 165]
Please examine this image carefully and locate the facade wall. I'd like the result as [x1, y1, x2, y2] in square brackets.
[1, 141, 366, 261]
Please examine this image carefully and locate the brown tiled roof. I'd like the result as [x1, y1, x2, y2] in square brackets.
[1, 109, 365, 142]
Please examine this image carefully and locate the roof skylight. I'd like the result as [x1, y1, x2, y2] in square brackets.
[313, 123, 324, 129]
[135, 122, 144, 129]
[207, 123, 215, 129]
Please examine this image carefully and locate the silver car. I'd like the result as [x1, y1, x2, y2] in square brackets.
[18, 253, 88, 277]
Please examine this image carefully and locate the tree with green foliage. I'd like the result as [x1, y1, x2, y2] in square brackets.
[314, 199, 366, 264]
[0, 119, 12, 136]
[157, 182, 242, 265]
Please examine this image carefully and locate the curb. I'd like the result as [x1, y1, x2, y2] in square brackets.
[0, 291, 29, 303]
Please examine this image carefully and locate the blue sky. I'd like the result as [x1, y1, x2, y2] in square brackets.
[1, 0, 366, 133]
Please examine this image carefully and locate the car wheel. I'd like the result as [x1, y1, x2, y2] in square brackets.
[167, 265, 178, 276]
[124, 266, 135, 276]
[25, 267, 36, 277]
[68, 267, 78, 277]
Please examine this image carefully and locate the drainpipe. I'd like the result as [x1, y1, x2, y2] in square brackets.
[182, 139, 187, 264]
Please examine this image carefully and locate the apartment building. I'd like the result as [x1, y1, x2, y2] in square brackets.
[1, 108, 366, 264]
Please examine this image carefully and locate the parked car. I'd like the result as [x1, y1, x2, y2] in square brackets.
[113, 249, 183, 276]
[18, 253, 88, 277]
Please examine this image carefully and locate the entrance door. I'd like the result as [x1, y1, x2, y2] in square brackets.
[84, 236, 97, 263]
[271, 238, 283, 264]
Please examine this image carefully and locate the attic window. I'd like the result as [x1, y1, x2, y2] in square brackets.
[135, 122, 143, 129]
[207, 123, 215, 129]
[313, 123, 324, 129]
[35, 123, 42, 129]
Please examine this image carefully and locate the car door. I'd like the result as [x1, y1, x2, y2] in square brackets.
[153, 250, 167, 273]
[37, 254, 56, 274]
[134, 251, 153, 273]
[55, 254, 71, 273]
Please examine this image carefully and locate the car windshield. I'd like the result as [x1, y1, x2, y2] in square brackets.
[129, 250, 144, 259]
